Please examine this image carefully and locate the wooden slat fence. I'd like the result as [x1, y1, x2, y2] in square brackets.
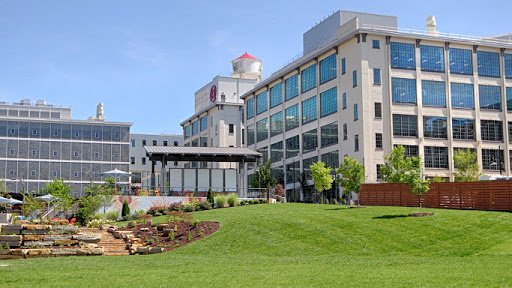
[360, 181, 512, 211]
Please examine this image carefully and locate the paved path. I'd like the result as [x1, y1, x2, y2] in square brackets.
[79, 228, 129, 256]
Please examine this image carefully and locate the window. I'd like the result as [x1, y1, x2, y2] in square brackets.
[422, 80, 446, 107]
[420, 45, 444, 72]
[256, 118, 268, 142]
[271, 141, 283, 163]
[53, 151, 58, 157]
[142, 139, 146, 146]
[343, 123, 347, 141]
[130, 157, 135, 165]
[376, 164, 382, 180]
[161, 141, 167, 146]
[191, 121, 199, 135]
[174, 141, 178, 146]
[391, 42, 415, 69]
[481, 120, 503, 141]
[341, 58, 346, 75]
[229, 124, 234, 134]
[392, 78, 416, 104]
[10, 128, 15, 135]
[477, 51, 500, 77]
[142, 157, 146, 165]
[320, 87, 337, 117]
[373, 68, 381, 84]
[53, 171, 57, 177]
[479, 85, 501, 111]
[32, 129, 37, 136]
[352, 70, 357, 87]
[270, 83, 283, 108]
[393, 114, 417, 137]
[131, 139, 135, 147]
[184, 126, 190, 139]
[372, 40, 380, 49]
[508, 87, 512, 111]
[285, 104, 299, 131]
[354, 104, 358, 121]
[74, 131, 79, 137]
[257, 147, 268, 165]
[398, 145, 419, 158]
[424, 146, 449, 168]
[200, 115, 208, 131]
[256, 91, 268, 115]
[354, 135, 359, 152]
[423, 116, 447, 139]
[301, 64, 317, 93]
[342, 93, 347, 109]
[321, 150, 339, 172]
[285, 74, 299, 100]
[303, 156, 318, 180]
[375, 102, 382, 118]
[505, 54, 512, 79]
[9, 170, 14, 176]
[320, 54, 337, 84]
[302, 96, 317, 124]
[31, 150, 36, 156]
[95, 152, 99, 158]
[286, 135, 300, 158]
[482, 149, 504, 170]
[376, 133, 382, 149]
[451, 83, 474, 109]
[73, 172, 79, 178]
[114, 153, 119, 158]
[270, 112, 283, 137]
[152, 140, 157, 146]
[114, 133, 119, 140]
[302, 129, 318, 154]
[247, 98, 255, 119]
[211, 116, 214, 127]
[241, 130, 244, 145]
[10, 149, 15, 155]
[452, 118, 475, 140]
[450, 48, 473, 75]
[53, 130, 59, 137]
[247, 124, 255, 145]
[74, 151, 79, 157]
[321, 122, 338, 147]
[191, 139, 198, 147]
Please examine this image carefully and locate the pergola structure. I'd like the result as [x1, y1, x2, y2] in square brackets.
[144, 146, 261, 193]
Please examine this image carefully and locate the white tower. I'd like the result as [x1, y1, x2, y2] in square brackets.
[231, 52, 262, 82]
[426, 16, 439, 36]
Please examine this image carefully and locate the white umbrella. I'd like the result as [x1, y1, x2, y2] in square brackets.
[100, 168, 132, 192]
[36, 194, 58, 213]
[0, 197, 23, 205]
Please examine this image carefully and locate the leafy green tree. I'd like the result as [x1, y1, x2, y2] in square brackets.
[41, 178, 74, 215]
[21, 192, 44, 220]
[250, 160, 278, 201]
[207, 188, 214, 205]
[309, 161, 333, 204]
[0, 180, 9, 208]
[335, 156, 365, 205]
[430, 176, 446, 183]
[453, 148, 481, 182]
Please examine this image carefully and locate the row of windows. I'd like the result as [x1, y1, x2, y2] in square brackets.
[131, 139, 179, 147]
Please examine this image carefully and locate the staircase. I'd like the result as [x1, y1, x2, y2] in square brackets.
[80, 228, 129, 256]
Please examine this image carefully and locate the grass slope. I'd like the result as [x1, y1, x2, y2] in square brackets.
[1, 204, 512, 287]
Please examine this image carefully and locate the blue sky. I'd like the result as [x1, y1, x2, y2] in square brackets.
[1, 0, 511, 134]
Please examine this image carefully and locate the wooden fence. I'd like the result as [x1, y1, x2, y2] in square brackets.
[359, 181, 512, 211]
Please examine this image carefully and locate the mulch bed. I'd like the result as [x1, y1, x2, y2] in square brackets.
[408, 213, 435, 217]
[117, 221, 220, 252]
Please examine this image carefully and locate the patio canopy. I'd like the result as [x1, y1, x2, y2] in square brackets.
[144, 146, 261, 163]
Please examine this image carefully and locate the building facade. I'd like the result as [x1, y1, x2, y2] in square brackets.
[241, 10, 512, 201]
[0, 99, 132, 197]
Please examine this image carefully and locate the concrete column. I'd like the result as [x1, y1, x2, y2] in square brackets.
[160, 156, 166, 193]
[151, 160, 156, 190]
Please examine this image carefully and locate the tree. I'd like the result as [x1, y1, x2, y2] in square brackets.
[41, 179, 74, 215]
[122, 200, 130, 217]
[309, 161, 333, 204]
[250, 160, 278, 201]
[453, 148, 481, 182]
[207, 188, 214, 205]
[335, 156, 365, 205]
[21, 192, 44, 220]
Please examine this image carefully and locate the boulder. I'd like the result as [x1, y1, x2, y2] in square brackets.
[76, 248, 103, 256]
[157, 223, 168, 231]
[107, 227, 117, 233]
[140, 227, 149, 232]
[146, 220, 153, 226]
[127, 221, 137, 228]
[24, 241, 54, 247]
[54, 240, 79, 246]
[53, 225, 78, 234]
[58, 220, 70, 225]
[73, 234, 102, 243]
[136, 246, 150, 254]
[149, 247, 164, 254]
[100, 224, 111, 231]
[22, 224, 52, 230]
[84, 243, 99, 249]
[44, 235, 73, 241]
[23, 235, 45, 241]
[0, 255, 24, 259]
[162, 229, 172, 237]
[26, 248, 52, 256]
[51, 248, 78, 256]
[0, 235, 22, 247]
[129, 238, 141, 244]
[11, 248, 29, 256]
[0, 249, 12, 255]
[1, 225, 22, 234]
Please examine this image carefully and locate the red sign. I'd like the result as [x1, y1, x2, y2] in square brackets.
[210, 85, 217, 102]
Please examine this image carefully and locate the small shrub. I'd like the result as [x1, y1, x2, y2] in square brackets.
[75, 207, 92, 226]
[169, 202, 183, 212]
[169, 231, 175, 241]
[183, 203, 195, 212]
[122, 200, 130, 217]
[215, 195, 227, 208]
[192, 219, 199, 229]
[333, 199, 338, 205]
[239, 200, 246, 206]
[88, 219, 113, 228]
[93, 212, 104, 220]
[154, 212, 163, 217]
[198, 201, 212, 211]
[227, 194, 238, 207]
[207, 188, 214, 206]
[324, 198, 329, 204]
[187, 232, 192, 242]
[198, 229, 204, 236]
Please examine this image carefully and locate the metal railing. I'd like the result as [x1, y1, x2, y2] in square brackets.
[116, 185, 269, 198]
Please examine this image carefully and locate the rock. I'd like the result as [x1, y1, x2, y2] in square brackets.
[23, 229, 51, 235]
[136, 247, 150, 254]
[107, 227, 117, 233]
[53, 225, 78, 234]
[162, 229, 172, 237]
[100, 224, 111, 231]
[58, 220, 70, 225]
[55, 240, 79, 246]
[130, 238, 141, 244]
[149, 247, 164, 254]
[0, 255, 24, 259]
[140, 227, 149, 232]
[84, 243, 98, 249]
[24, 241, 54, 247]
[72, 234, 102, 243]
[0, 235, 22, 247]
[157, 223, 168, 231]
[22, 224, 52, 230]
[51, 248, 77, 256]
[23, 235, 45, 241]
[128, 221, 137, 228]
[146, 220, 152, 226]
[0, 249, 12, 255]
[76, 248, 103, 256]
[1, 225, 22, 234]
[44, 235, 73, 241]
[11, 248, 29, 256]
[26, 248, 52, 256]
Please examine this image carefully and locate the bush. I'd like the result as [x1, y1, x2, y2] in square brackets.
[251, 200, 259, 205]
[122, 200, 130, 217]
[215, 195, 227, 208]
[183, 203, 195, 212]
[154, 212, 162, 217]
[169, 202, 183, 212]
[93, 212, 104, 220]
[75, 207, 92, 226]
[239, 200, 246, 206]
[88, 218, 113, 228]
[198, 201, 212, 210]
[106, 210, 119, 221]
[333, 199, 338, 205]
[227, 194, 238, 207]
[207, 188, 214, 206]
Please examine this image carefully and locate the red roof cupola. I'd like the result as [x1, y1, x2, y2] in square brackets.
[236, 52, 257, 60]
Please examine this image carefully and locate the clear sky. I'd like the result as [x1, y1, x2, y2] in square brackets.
[1, 0, 511, 135]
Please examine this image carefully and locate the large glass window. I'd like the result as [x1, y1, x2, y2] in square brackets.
[285, 104, 299, 131]
[354, 135, 359, 152]
[320, 87, 337, 117]
[393, 114, 417, 137]
[285, 74, 299, 100]
[320, 54, 336, 84]
[507, 87, 512, 112]
[451, 83, 474, 109]
[479, 85, 501, 111]
[184, 126, 190, 139]
[508, 122, 512, 142]
[341, 58, 346, 75]
[423, 116, 447, 138]
[392, 78, 417, 104]
[321, 150, 339, 172]
[342, 93, 347, 109]
[286, 135, 300, 158]
[270, 83, 283, 108]
[390, 42, 415, 69]
[452, 118, 475, 140]
[375, 102, 382, 118]
[200, 115, 208, 131]
[343, 123, 347, 141]
[394, 144, 419, 158]
[257, 147, 268, 165]
[373, 68, 381, 84]
[256, 91, 268, 115]
[247, 124, 255, 146]
[424, 146, 448, 168]
[372, 40, 380, 49]
[302, 96, 317, 124]
[191, 121, 199, 135]
[256, 118, 268, 142]
[302, 128, 318, 154]
[247, 98, 255, 119]
[321, 122, 338, 147]
[301, 64, 317, 93]
[505, 54, 512, 79]
[270, 112, 283, 137]
[420, 45, 444, 72]
[481, 120, 503, 142]
[353, 70, 357, 87]
[449, 48, 472, 75]
[422, 80, 446, 107]
[482, 149, 504, 170]
[303, 156, 318, 180]
[477, 51, 500, 77]
[271, 141, 283, 163]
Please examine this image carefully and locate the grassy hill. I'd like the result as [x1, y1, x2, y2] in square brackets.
[2, 204, 512, 287]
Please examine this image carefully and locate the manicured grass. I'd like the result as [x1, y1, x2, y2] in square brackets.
[2, 204, 512, 287]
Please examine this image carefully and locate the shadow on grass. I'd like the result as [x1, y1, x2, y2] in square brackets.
[372, 214, 408, 219]
[325, 208, 346, 211]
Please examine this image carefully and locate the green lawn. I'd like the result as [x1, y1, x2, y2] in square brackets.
[2, 204, 512, 287]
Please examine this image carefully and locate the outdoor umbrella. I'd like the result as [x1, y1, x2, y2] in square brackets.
[99, 168, 132, 192]
[36, 194, 58, 212]
[0, 197, 23, 205]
